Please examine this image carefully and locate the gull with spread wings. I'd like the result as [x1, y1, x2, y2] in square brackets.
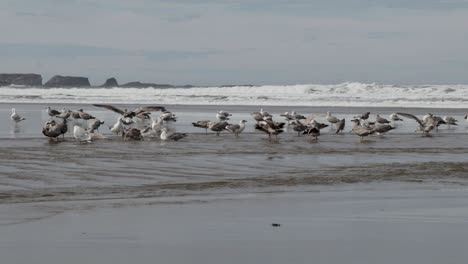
[396, 112, 438, 135]
[92, 104, 167, 118]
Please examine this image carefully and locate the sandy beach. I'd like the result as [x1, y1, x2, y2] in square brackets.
[1, 103, 468, 263]
[2, 183, 468, 264]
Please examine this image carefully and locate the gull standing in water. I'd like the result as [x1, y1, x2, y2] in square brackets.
[42, 118, 68, 140]
[373, 124, 395, 136]
[216, 110, 232, 121]
[335, 118, 345, 134]
[73, 125, 92, 142]
[280, 112, 294, 124]
[255, 119, 285, 141]
[225, 120, 248, 137]
[291, 120, 307, 136]
[389, 113, 403, 121]
[46, 106, 61, 117]
[192, 120, 211, 134]
[110, 117, 125, 136]
[326, 112, 340, 127]
[10, 108, 26, 122]
[355, 112, 370, 120]
[351, 119, 375, 141]
[443, 116, 458, 126]
[160, 127, 187, 141]
[89, 119, 105, 133]
[376, 114, 390, 124]
[208, 121, 229, 136]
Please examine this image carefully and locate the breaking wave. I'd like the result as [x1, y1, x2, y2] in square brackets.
[2, 82, 468, 108]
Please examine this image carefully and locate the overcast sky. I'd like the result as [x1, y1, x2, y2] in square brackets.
[1, 0, 468, 85]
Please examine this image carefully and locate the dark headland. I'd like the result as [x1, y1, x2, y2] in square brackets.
[0, 73, 255, 88]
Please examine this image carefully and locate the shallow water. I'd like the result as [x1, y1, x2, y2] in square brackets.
[1, 103, 468, 205]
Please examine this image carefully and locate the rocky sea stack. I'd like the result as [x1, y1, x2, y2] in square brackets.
[0, 74, 42, 86]
[100, 77, 119, 87]
[44, 75, 91, 87]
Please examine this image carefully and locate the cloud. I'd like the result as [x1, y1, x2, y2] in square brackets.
[1, 0, 468, 85]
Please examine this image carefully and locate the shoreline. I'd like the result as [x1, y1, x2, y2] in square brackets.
[1, 102, 468, 114]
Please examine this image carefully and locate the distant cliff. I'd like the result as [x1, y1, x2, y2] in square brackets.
[100, 77, 118, 87]
[120, 81, 175, 88]
[0, 73, 42, 86]
[0, 73, 197, 88]
[44, 75, 91, 87]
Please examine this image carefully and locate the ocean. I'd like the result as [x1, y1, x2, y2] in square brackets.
[2, 82, 468, 108]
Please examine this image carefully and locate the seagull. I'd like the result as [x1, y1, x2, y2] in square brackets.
[123, 128, 143, 140]
[255, 119, 284, 141]
[78, 109, 96, 120]
[291, 120, 307, 136]
[335, 118, 345, 134]
[443, 116, 458, 126]
[73, 125, 92, 142]
[208, 121, 229, 136]
[216, 110, 232, 121]
[71, 111, 82, 119]
[56, 109, 71, 119]
[89, 119, 105, 133]
[160, 111, 177, 122]
[10, 108, 26, 122]
[160, 127, 187, 141]
[42, 118, 68, 140]
[279, 112, 294, 124]
[389, 113, 403, 121]
[355, 112, 370, 120]
[92, 104, 167, 118]
[192, 120, 211, 134]
[326, 112, 340, 126]
[351, 119, 375, 141]
[46, 106, 61, 117]
[376, 114, 390, 124]
[110, 117, 124, 136]
[291, 111, 306, 121]
[396, 112, 437, 135]
[309, 120, 328, 130]
[303, 126, 320, 140]
[225, 120, 248, 137]
[251, 108, 267, 123]
[373, 124, 395, 135]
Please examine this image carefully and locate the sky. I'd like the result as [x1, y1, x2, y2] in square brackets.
[1, 0, 468, 86]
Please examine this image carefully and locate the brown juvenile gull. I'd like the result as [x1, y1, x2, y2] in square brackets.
[255, 120, 284, 141]
[42, 118, 68, 140]
[192, 120, 211, 134]
[208, 121, 229, 136]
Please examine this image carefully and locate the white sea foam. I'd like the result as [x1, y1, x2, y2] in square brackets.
[1, 82, 468, 108]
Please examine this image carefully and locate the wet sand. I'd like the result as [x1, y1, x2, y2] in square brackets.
[2, 184, 468, 264]
[1, 103, 468, 263]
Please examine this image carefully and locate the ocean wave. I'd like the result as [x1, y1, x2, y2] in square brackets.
[2, 82, 468, 108]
